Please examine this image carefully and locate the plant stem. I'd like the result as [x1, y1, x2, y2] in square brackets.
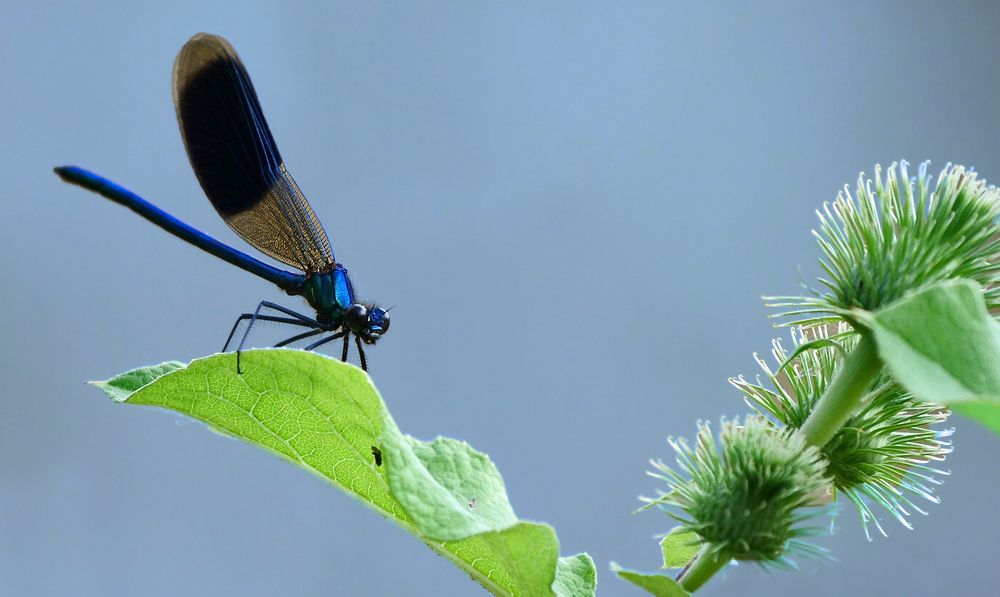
[677, 545, 728, 592]
[799, 331, 881, 447]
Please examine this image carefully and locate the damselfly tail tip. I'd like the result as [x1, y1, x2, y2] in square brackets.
[53, 165, 78, 182]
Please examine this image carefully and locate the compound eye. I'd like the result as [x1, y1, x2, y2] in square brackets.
[368, 308, 389, 334]
[345, 304, 368, 330]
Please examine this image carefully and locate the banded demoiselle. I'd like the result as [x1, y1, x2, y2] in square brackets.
[55, 33, 389, 372]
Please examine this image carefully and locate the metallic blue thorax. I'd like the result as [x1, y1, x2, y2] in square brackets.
[300, 264, 355, 324]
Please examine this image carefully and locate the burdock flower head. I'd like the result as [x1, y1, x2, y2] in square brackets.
[624, 161, 1000, 594]
[769, 161, 1000, 327]
[744, 160, 999, 537]
[732, 324, 953, 538]
[644, 416, 829, 564]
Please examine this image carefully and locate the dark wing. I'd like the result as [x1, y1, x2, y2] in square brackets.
[172, 33, 335, 273]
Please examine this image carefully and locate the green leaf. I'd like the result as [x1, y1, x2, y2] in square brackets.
[441, 522, 558, 596]
[855, 279, 1000, 436]
[553, 554, 598, 597]
[659, 527, 702, 569]
[381, 424, 517, 540]
[611, 563, 689, 597]
[953, 401, 1000, 435]
[90, 360, 185, 402]
[92, 350, 595, 596]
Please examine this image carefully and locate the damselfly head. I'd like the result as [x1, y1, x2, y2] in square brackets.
[345, 303, 390, 344]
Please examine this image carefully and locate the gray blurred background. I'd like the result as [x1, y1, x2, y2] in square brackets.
[2, 1, 998, 595]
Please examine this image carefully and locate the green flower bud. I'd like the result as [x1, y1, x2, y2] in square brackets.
[645, 416, 828, 563]
[768, 161, 1000, 327]
[732, 324, 952, 537]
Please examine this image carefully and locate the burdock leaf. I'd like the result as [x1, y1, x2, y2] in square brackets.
[856, 279, 1000, 436]
[380, 422, 517, 540]
[660, 527, 702, 569]
[91, 349, 596, 596]
[611, 563, 689, 596]
[553, 554, 598, 596]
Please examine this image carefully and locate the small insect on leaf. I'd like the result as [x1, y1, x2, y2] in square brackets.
[372, 445, 383, 466]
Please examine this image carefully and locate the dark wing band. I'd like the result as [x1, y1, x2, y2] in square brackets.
[173, 33, 335, 272]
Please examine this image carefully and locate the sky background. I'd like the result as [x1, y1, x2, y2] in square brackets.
[2, 1, 999, 595]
